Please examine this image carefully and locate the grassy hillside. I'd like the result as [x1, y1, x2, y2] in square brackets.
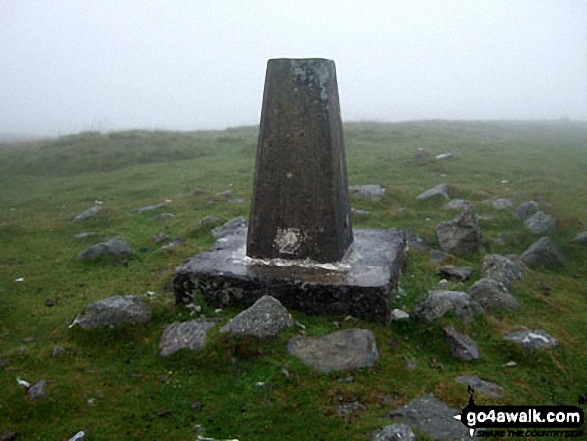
[1, 121, 586, 440]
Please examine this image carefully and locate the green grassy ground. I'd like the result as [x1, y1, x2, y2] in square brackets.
[1, 121, 586, 440]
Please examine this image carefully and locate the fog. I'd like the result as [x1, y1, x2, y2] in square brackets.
[1, 0, 586, 137]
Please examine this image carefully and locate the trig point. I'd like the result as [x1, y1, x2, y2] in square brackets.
[173, 58, 406, 323]
[247, 58, 353, 263]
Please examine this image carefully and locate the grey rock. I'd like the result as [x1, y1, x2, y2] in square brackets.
[154, 212, 176, 221]
[75, 295, 151, 329]
[504, 329, 558, 351]
[436, 207, 483, 254]
[524, 211, 556, 234]
[52, 346, 66, 357]
[572, 231, 587, 245]
[435, 152, 453, 160]
[161, 238, 184, 250]
[72, 206, 101, 222]
[75, 237, 132, 260]
[391, 309, 410, 321]
[211, 216, 248, 239]
[74, 232, 98, 239]
[455, 376, 503, 398]
[437, 266, 473, 281]
[349, 184, 386, 201]
[389, 393, 470, 440]
[351, 208, 370, 217]
[152, 233, 169, 243]
[513, 201, 539, 220]
[405, 232, 433, 252]
[416, 183, 449, 200]
[216, 189, 234, 198]
[28, 379, 48, 400]
[338, 399, 366, 417]
[443, 199, 471, 210]
[414, 290, 483, 324]
[0, 431, 17, 441]
[467, 278, 519, 312]
[371, 423, 416, 441]
[429, 249, 447, 264]
[414, 147, 430, 160]
[134, 202, 166, 213]
[228, 198, 246, 204]
[159, 319, 219, 357]
[287, 328, 378, 373]
[444, 325, 479, 361]
[483, 198, 514, 210]
[481, 254, 524, 288]
[519, 237, 564, 268]
[193, 215, 224, 229]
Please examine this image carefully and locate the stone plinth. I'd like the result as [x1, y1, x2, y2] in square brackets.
[173, 227, 406, 323]
[247, 58, 353, 263]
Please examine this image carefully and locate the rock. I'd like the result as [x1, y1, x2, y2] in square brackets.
[22, 337, 35, 343]
[416, 183, 449, 200]
[435, 152, 453, 160]
[154, 213, 176, 221]
[455, 376, 503, 398]
[72, 206, 101, 222]
[52, 346, 66, 357]
[216, 189, 234, 198]
[435, 207, 483, 254]
[405, 232, 433, 252]
[287, 328, 378, 373]
[391, 309, 410, 321]
[389, 393, 470, 440]
[437, 266, 473, 281]
[75, 295, 151, 329]
[443, 199, 471, 210]
[45, 298, 56, 307]
[193, 215, 224, 229]
[429, 249, 447, 264]
[75, 237, 132, 260]
[220, 295, 294, 338]
[134, 202, 166, 213]
[338, 398, 366, 417]
[28, 379, 48, 400]
[467, 278, 519, 312]
[519, 237, 564, 268]
[414, 290, 482, 324]
[227, 198, 246, 204]
[481, 254, 524, 288]
[74, 232, 98, 239]
[351, 208, 370, 217]
[504, 329, 558, 351]
[211, 216, 248, 239]
[414, 147, 430, 161]
[152, 233, 169, 243]
[0, 431, 17, 441]
[524, 211, 556, 234]
[159, 319, 219, 357]
[483, 198, 514, 210]
[444, 326, 479, 361]
[513, 201, 539, 220]
[572, 231, 587, 245]
[161, 238, 184, 250]
[349, 185, 386, 201]
[436, 279, 449, 289]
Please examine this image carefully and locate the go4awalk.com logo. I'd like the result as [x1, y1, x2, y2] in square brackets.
[453, 386, 585, 438]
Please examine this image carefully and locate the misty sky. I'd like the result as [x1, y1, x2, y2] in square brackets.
[1, 1, 586, 136]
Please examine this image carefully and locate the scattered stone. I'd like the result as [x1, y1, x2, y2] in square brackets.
[405, 232, 433, 252]
[371, 423, 416, 441]
[436, 207, 483, 254]
[435, 152, 453, 160]
[72, 206, 101, 222]
[22, 337, 35, 343]
[403, 356, 418, 370]
[0, 431, 17, 441]
[287, 328, 378, 373]
[351, 208, 370, 217]
[455, 376, 503, 398]
[414, 290, 482, 324]
[52, 346, 66, 357]
[389, 393, 470, 440]
[483, 198, 514, 210]
[219, 295, 294, 338]
[436, 279, 449, 289]
[481, 254, 524, 288]
[28, 379, 48, 400]
[391, 309, 410, 321]
[443, 199, 471, 210]
[157, 409, 172, 418]
[74, 295, 151, 329]
[349, 184, 386, 201]
[68, 431, 85, 441]
[338, 398, 366, 417]
[429, 249, 447, 264]
[161, 238, 184, 250]
[437, 266, 473, 281]
[134, 202, 166, 213]
[74, 232, 98, 239]
[467, 278, 519, 312]
[504, 329, 558, 351]
[211, 216, 248, 239]
[524, 211, 556, 234]
[444, 326, 479, 361]
[572, 231, 587, 245]
[154, 213, 176, 221]
[75, 237, 132, 260]
[152, 233, 169, 244]
[191, 400, 204, 411]
[159, 319, 219, 357]
[216, 189, 234, 198]
[513, 201, 539, 220]
[416, 183, 450, 200]
[193, 215, 224, 229]
[227, 198, 246, 204]
[519, 237, 564, 268]
[414, 147, 430, 161]
[45, 298, 55, 307]
[503, 361, 517, 368]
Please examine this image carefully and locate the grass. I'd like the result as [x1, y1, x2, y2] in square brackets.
[1, 120, 586, 440]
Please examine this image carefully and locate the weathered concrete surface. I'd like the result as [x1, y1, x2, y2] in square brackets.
[173, 227, 406, 323]
[247, 58, 353, 263]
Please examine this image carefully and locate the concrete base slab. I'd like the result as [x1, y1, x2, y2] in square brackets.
[172, 227, 406, 323]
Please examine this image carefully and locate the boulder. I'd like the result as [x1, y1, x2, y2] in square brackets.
[211, 216, 248, 239]
[72, 206, 101, 222]
[455, 376, 503, 398]
[519, 237, 564, 268]
[437, 266, 473, 282]
[75, 237, 131, 260]
[467, 278, 519, 311]
[414, 290, 483, 324]
[481, 254, 524, 288]
[159, 319, 219, 357]
[134, 202, 165, 213]
[444, 326, 479, 361]
[504, 329, 558, 351]
[371, 423, 416, 441]
[287, 328, 378, 373]
[349, 185, 386, 201]
[220, 295, 294, 338]
[435, 207, 483, 254]
[483, 198, 514, 210]
[524, 211, 556, 234]
[443, 199, 471, 210]
[74, 295, 151, 329]
[513, 201, 539, 220]
[572, 231, 587, 245]
[416, 183, 449, 200]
